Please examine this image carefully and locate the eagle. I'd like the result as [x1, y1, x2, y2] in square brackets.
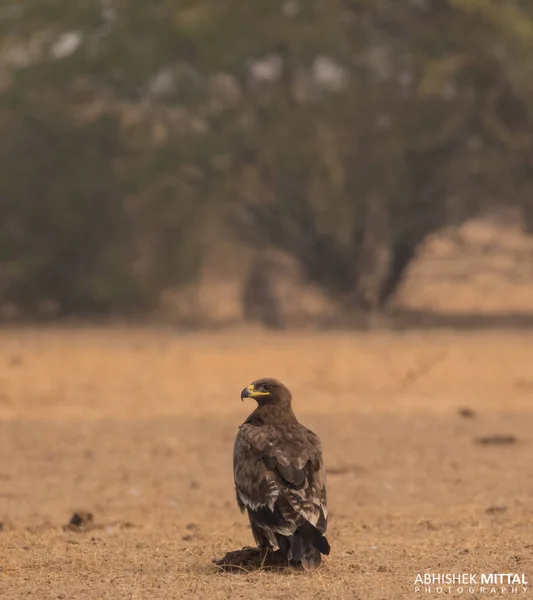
[233, 377, 330, 570]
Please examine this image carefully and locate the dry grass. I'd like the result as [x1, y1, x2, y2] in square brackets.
[0, 327, 532, 599]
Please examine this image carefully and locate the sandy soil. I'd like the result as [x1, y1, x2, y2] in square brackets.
[0, 327, 532, 599]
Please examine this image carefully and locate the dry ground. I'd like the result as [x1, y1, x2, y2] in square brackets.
[0, 327, 532, 599]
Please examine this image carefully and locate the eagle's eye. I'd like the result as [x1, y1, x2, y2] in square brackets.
[262, 384, 272, 392]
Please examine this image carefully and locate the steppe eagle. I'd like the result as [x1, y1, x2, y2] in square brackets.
[233, 377, 330, 570]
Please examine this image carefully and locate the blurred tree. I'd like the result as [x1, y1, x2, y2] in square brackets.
[0, 113, 128, 314]
[0, 0, 207, 316]
[2, 0, 533, 320]
[218, 0, 533, 311]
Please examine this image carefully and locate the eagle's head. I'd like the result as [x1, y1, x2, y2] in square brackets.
[240, 377, 292, 407]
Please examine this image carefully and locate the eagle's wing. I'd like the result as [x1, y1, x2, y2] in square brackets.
[233, 420, 327, 539]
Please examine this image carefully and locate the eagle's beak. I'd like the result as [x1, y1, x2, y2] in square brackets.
[240, 385, 251, 401]
[241, 383, 270, 401]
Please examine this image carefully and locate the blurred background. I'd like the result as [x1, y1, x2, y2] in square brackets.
[2, 4, 533, 597]
[2, 0, 533, 327]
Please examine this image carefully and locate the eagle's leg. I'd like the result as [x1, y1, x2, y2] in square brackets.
[247, 512, 271, 552]
[275, 534, 290, 557]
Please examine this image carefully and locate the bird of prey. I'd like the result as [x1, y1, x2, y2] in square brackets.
[233, 377, 330, 570]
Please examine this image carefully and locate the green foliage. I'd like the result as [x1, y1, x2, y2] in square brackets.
[217, 0, 533, 307]
[0, 111, 203, 315]
[2, 0, 533, 319]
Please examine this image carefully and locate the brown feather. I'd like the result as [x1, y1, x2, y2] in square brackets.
[233, 378, 329, 570]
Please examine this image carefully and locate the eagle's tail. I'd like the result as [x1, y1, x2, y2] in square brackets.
[283, 522, 330, 570]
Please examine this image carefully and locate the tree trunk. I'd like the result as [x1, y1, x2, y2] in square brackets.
[377, 241, 418, 308]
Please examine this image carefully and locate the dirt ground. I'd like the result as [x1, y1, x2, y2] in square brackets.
[0, 327, 532, 599]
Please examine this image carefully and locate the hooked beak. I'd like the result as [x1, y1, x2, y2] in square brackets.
[241, 383, 269, 401]
[240, 386, 251, 401]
